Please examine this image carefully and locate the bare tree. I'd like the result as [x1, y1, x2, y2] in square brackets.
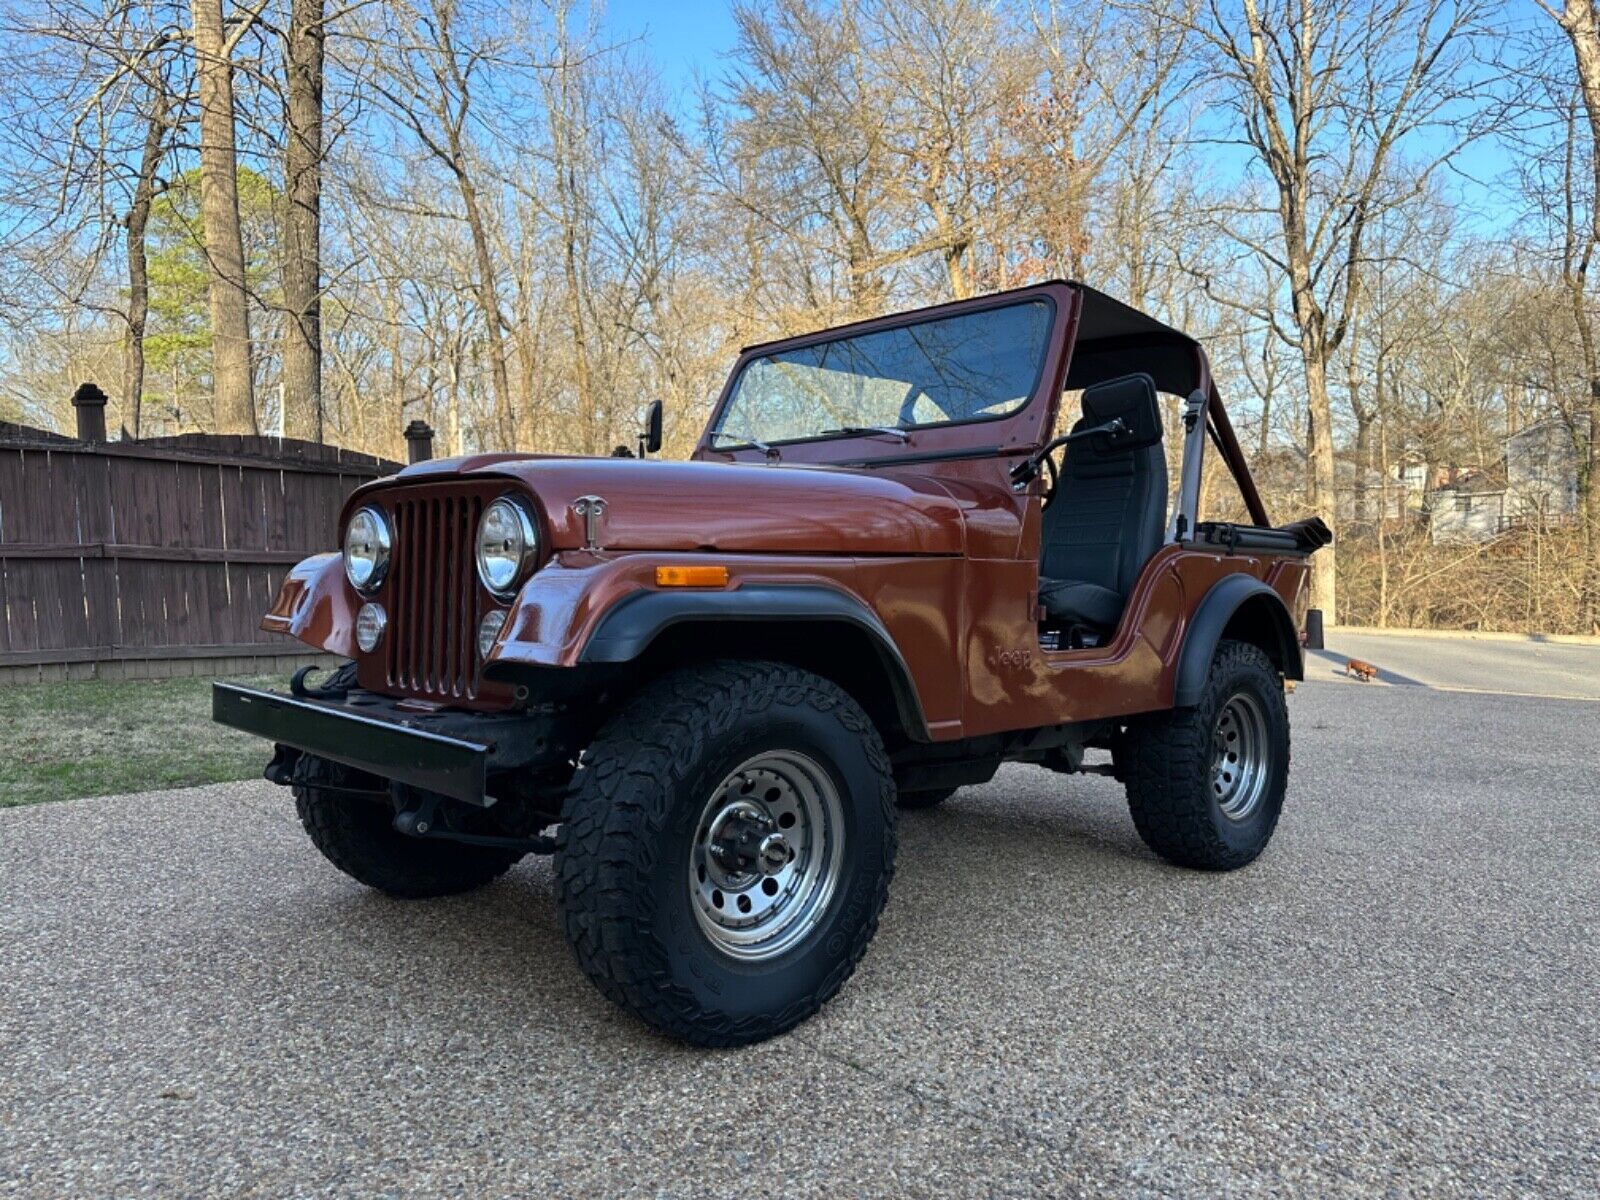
[1185, 0, 1492, 623]
[1535, 0, 1600, 630]
[279, 0, 324, 440]
[191, 0, 260, 433]
[123, 83, 174, 437]
[713, 0, 900, 314]
[365, 0, 522, 420]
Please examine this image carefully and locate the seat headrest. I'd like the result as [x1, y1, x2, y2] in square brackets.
[1079, 373, 1163, 449]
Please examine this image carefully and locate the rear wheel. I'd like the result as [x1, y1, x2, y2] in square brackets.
[1120, 639, 1289, 870]
[555, 660, 896, 1047]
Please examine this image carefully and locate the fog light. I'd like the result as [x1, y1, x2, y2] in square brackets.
[478, 609, 507, 661]
[356, 602, 386, 653]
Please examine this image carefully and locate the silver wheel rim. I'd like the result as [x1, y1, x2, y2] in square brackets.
[1212, 692, 1270, 821]
[690, 750, 845, 962]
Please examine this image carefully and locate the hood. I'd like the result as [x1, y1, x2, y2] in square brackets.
[393, 453, 965, 556]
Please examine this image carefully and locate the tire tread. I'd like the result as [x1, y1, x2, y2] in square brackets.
[554, 660, 896, 1047]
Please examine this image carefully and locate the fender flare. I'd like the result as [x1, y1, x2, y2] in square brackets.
[1172, 575, 1302, 708]
[578, 583, 930, 740]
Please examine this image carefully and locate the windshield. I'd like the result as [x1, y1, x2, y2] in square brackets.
[713, 299, 1053, 448]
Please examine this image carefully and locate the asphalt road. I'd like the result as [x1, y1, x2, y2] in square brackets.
[3, 677, 1598, 1197]
[1316, 627, 1600, 700]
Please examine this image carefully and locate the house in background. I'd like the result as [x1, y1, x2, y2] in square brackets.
[1334, 459, 1406, 523]
[1503, 415, 1588, 527]
[1427, 468, 1507, 543]
[1423, 414, 1587, 544]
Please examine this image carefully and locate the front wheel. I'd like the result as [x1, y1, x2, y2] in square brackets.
[555, 661, 897, 1047]
[1120, 639, 1290, 871]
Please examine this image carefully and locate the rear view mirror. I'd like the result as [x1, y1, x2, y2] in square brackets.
[641, 399, 664, 456]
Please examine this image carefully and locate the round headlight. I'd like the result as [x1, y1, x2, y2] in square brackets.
[344, 506, 391, 593]
[475, 498, 537, 597]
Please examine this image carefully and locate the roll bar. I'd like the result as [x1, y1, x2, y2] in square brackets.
[1167, 347, 1271, 543]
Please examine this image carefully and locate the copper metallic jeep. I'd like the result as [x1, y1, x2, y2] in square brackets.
[215, 281, 1330, 1046]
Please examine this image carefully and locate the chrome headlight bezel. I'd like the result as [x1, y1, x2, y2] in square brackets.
[343, 505, 392, 594]
[475, 496, 539, 599]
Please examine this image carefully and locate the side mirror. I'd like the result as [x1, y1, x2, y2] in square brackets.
[640, 399, 664, 457]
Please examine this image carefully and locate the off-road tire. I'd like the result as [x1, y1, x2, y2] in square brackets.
[1120, 639, 1290, 871]
[896, 786, 957, 810]
[294, 786, 523, 898]
[555, 660, 897, 1047]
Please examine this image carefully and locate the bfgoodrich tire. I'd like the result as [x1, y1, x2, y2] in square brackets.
[1121, 639, 1290, 871]
[555, 660, 897, 1047]
[294, 784, 523, 898]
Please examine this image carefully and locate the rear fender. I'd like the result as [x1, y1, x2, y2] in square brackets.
[1172, 575, 1302, 708]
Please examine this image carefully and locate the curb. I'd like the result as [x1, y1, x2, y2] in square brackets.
[1328, 625, 1600, 648]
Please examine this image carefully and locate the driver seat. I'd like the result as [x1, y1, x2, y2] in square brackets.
[1038, 373, 1167, 635]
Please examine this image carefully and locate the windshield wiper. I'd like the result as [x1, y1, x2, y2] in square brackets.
[710, 429, 779, 457]
[818, 425, 910, 442]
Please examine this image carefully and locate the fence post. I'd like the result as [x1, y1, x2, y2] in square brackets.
[404, 419, 435, 464]
[71, 382, 109, 442]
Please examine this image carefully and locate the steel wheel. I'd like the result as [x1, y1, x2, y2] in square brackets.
[690, 750, 846, 962]
[1212, 691, 1270, 821]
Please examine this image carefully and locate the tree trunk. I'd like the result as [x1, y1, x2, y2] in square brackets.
[280, 0, 324, 442]
[1353, 412, 1374, 524]
[455, 177, 512, 430]
[546, 48, 596, 455]
[1556, 0, 1600, 631]
[1301, 343, 1339, 623]
[122, 92, 168, 439]
[192, 0, 256, 434]
[560, 205, 596, 454]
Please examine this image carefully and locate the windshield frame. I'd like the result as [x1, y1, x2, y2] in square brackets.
[696, 284, 1073, 464]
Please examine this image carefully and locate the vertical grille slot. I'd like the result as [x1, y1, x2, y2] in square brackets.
[386, 493, 482, 699]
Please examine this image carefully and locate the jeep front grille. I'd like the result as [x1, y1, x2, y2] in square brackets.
[386, 492, 483, 699]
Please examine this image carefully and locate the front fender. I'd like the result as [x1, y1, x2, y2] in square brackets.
[486, 554, 933, 739]
[262, 552, 359, 657]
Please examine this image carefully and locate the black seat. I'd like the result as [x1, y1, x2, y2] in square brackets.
[1038, 373, 1167, 634]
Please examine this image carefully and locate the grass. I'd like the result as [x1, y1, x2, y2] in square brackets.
[0, 673, 287, 808]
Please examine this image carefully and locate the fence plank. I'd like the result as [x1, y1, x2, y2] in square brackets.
[0, 424, 399, 670]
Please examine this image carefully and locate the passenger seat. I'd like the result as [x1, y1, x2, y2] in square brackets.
[1037, 373, 1167, 636]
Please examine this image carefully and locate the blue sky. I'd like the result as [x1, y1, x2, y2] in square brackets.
[596, 0, 1534, 236]
[603, 0, 741, 90]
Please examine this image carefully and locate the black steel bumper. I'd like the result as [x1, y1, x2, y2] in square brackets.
[213, 683, 492, 805]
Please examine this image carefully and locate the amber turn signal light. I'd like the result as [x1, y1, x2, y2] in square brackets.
[655, 565, 729, 588]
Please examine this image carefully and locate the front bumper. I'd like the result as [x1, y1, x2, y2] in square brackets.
[212, 684, 572, 805]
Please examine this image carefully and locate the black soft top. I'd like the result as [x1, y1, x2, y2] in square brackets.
[1066, 283, 1203, 398]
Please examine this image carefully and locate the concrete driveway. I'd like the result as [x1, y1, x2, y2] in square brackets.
[2, 677, 1597, 1197]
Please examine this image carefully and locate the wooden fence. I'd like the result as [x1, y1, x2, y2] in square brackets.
[0, 403, 409, 682]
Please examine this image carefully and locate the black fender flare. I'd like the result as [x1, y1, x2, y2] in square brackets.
[1172, 575, 1302, 708]
[578, 583, 930, 740]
